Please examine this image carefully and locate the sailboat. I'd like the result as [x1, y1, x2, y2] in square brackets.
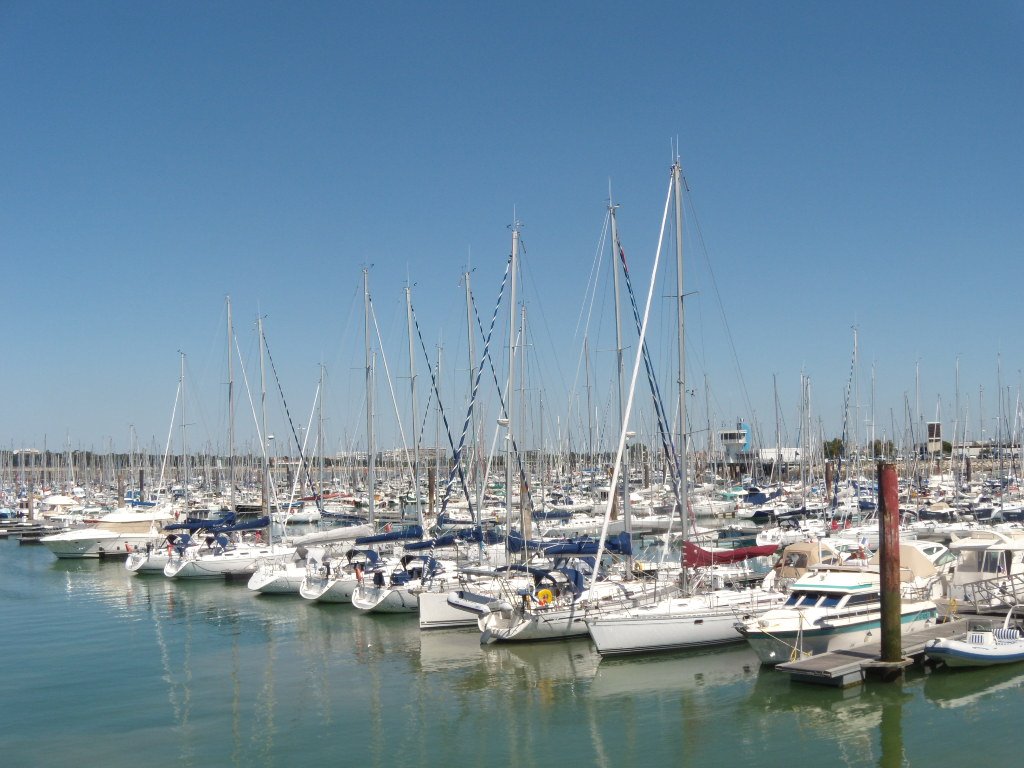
[586, 540, 789, 655]
[573, 158, 767, 653]
[478, 193, 673, 644]
[164, 315, 289, 579]
[247, 523, 372, 594]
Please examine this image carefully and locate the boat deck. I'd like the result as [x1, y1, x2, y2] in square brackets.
[775, 618, 969, 687]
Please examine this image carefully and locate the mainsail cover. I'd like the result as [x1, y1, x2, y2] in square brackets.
[683, 541, 778, 568]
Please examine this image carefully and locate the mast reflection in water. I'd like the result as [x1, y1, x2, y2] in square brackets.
[2, 539, 1022, 767]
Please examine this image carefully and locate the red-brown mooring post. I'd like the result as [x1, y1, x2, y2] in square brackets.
[878, 462, 902, 663]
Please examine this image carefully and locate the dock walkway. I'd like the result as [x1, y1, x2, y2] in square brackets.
[775, 618, 969, 687]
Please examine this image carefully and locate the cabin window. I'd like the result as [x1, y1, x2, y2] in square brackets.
[981, 551, 1008, 575]
[845, 594, 877, 607]
[933, 550, 957, 567]
[957, 553, 981, 574]
[820, 596, 842, 608]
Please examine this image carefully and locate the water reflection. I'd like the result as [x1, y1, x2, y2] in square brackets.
[590, 644, 760, 699]
[740, 664, 916, 765]
[923, 664, 1024, 709]
[20, 540, 1024, 767]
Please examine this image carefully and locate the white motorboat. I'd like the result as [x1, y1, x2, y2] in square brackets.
[738, 547, 941, 665]
[925, 607, 1024, 668]
[946, 528, 1024, 606]
[39, 507, 174, 559]
[272, 503, 322, 525]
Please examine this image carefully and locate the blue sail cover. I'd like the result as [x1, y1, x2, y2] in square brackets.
[163, 513, 268, 534]
[506, 531, 550, 553]
[354, 524, 424, 545]
[219, 515, 270, 532]
[539, 532, 632, 557]
[452, 526, 503, 545]
[164, 512, 237, 532]
[403, 533, 458, 551]
[345, 548, 381, 565]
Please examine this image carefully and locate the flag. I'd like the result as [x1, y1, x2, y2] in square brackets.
[384, 522, 392, 533]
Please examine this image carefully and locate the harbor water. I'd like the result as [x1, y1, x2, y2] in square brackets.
[3, 537, 1022, 767]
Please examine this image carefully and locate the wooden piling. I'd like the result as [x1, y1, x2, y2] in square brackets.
[878, 462, 902, 663]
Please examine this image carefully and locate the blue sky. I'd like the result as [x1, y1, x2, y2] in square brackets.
[3, 2, 1023, 459]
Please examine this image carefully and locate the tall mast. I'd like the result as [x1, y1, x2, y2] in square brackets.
[998, 355, 1005, 484]
[506, 223, 520, 555]
[180, 351, 188, 515]
[853, 326, 860, 476]
[226, 295, 236, 513]
[406, 285, 423, 529]
[672, 157, 688, 564]
[318, 363, 325, 508]
[609, 196, 632, 573]
[773, 374, 781, 483]
[584, 335, 594, 468]
[519, 303, 530, 540]
[363, 268, 376, 527]
[465, 271, 484, 544]
[258, 315, 269, 520]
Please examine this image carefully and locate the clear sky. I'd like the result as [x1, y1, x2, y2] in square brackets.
[3, 1, 1023, 460]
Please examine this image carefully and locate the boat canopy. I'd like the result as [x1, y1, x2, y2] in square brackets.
[540, 532, 632, 557]
[165, 512, 238, 532]
[344, 548, 381, 566]
[684, 541, 778, 568]
[404, 534, 458, 551]
[355, 524, 424, 545]
[291, 524, 373, 546]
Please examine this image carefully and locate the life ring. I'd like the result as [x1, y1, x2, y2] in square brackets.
[536, 588, 554, 606]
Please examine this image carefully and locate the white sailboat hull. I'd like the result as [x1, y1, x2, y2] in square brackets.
[587, 590, 787, 656]
[163, 544, 289, 579]
[479, 601, 592, 643]
[247, 564, 305, 594]
[125, 547, 170, 573]
[418, 589, 483, 630]
[299, 573, 359, 603]
[351, 584, 419, 613]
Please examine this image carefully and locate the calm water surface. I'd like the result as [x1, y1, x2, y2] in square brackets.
[2, 537, 1021, 767]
